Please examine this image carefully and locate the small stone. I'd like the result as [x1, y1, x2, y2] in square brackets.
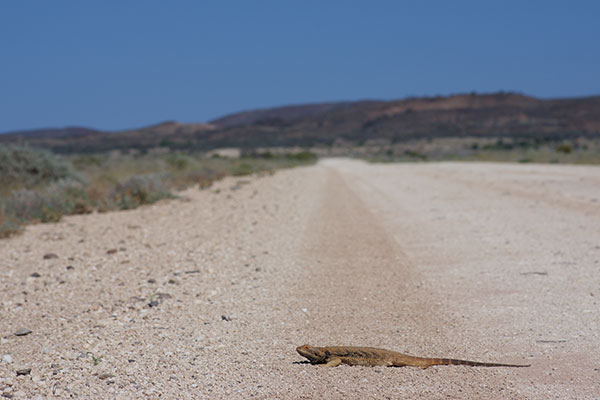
[15, 328, 32, 336]
[148, 300, 159, 308]
[66, 265, 75, 270]
[16, 368, 31, 376]
[221, 315, 234, 321]
[98, 372, 114, 380]
[147, 279, 156, 284]
[106, 249, 118, 255]
[30, 272, 41, 278]
[2, 354, 13, 363]
[184, 270, 200, 274]
[43, 253, 58, 259]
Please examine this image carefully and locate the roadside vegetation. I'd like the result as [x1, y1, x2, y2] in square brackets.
[0, 145, 317, 238]
[364, 137, 600, 164]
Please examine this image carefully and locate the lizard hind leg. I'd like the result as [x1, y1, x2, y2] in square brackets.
[322, 357, 342, 367]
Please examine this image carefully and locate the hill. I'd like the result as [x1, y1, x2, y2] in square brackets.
[1, 92, 599, 153]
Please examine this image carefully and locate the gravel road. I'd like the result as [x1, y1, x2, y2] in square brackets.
[1, 159, 599, 399]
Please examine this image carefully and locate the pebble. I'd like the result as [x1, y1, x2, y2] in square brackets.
[66, 265, 75, 270]
[30, 272, 41, 278]
[14, 328, 32, 336]
[106, 249, 118, 254]
[184, 270, 201, 274]
[16, 368, 31, 376]
[43, 253, 58, 259]
[98, 372, 115, 380]
[2, 354, 13, 363]
[148, 300, 159, 307]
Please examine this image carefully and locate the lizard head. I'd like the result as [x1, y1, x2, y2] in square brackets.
[296, 345, 327, 364]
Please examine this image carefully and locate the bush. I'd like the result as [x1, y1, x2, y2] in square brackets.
[230, 162, 255, 176]
[0, 145, 81, 191]
[285, 151, 317, 161]
[0, 209, 21, 238]
[110, 174, 173, 209]
[166, 153, 190, 170]
[2, 179, 90, 223]
[556, 143, 573, 154]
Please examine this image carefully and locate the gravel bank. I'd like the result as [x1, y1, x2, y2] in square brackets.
[1, 159, 599, 398]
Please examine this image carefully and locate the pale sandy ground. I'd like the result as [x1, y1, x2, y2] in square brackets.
[1, 159, 599, 399]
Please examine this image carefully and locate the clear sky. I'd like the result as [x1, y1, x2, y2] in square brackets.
[1, 1, 599, 132]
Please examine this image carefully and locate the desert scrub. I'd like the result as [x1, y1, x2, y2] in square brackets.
[2, 179, 91, 224]
[0, 144, 81, 194]
[109, 174, 173, 210]
[0, 209, 21, 238]
[0, 147, 317, 238]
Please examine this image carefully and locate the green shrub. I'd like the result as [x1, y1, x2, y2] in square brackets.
[4, 189, 61, 223]
[556, 143, 573, 154]
[285, 151, 317, 161]
[2, 179, 90, 223]
[166, 153, 190, 170]
[71, 154, 104, 169]
[0, 145, 81, 191]
[110, 174, 173, 209]
[230, 162, 255, 176]
[404, 150, 427, 160]
[0, 209, 21, 238]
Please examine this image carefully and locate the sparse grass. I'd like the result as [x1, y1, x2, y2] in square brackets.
[89, 353, 103, 366]
[365, 138, 600, 165]
[0, 146, 317, 238]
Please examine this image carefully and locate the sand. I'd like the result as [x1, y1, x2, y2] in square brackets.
[1, 159, 599, 399]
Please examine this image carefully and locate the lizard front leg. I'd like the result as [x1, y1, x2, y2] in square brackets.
[321, 357, 342, 367]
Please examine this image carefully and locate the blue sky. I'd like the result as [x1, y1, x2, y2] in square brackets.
[1, 1, 599, 132]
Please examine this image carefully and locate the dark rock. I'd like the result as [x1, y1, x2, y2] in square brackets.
[16, 368, 31, 376]
[98, 372, 114, 380]
[106, 249, 118, 255]
[30, 272, 41, 278]
[148, 300, 159, 307]
[66, 265, 74, 270]
[43, 253, 58, 260]
[184, 270, 200, 274]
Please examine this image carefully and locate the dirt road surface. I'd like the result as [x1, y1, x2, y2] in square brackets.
[1, 159, 599, 399]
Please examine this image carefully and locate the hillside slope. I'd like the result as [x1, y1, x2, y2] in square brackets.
[2, 92, 599, 153]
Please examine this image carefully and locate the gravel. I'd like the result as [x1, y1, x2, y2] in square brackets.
[1, 159, 599, 398]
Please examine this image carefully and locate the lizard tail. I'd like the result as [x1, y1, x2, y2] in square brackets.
[428, 358, 530, 368]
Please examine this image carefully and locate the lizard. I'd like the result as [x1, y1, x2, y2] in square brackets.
[296, 345, 530, 368]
